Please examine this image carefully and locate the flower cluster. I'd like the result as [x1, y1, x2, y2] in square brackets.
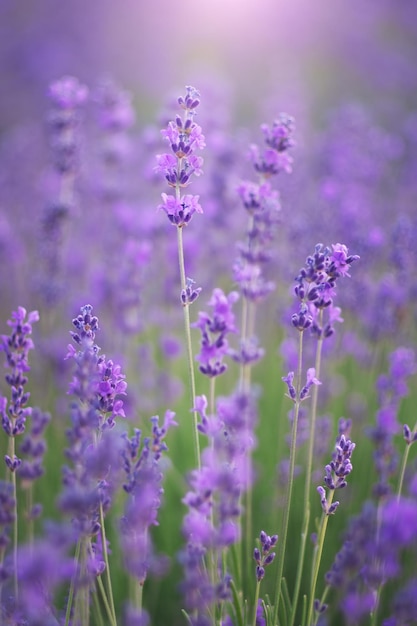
[233, 115, 295, 304]
[47, 74, 88, 175]
[181, 391, 256, 622]
[253, 531, 278, 581]
[292, 243, 359, 337]
[317, 419, 355, 515]
[156, 85, 205, 227]
[367, 346, 417, 497]
[120, 410, 177, 583]
[282, 367, 322, 403]
[0, 307, 39, 469]
[192, 288, 239, 378]
[60, 304, 127, 598]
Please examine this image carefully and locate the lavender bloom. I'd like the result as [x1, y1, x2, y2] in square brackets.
[282, 367, 321, 402]
[37, 76, 88, 305]
[66, 304, 127, 430]
[367, 347, 416, 497]
[292, 243, 359, 338]
[181, 277, 202, 306]
[253, 530, 278, 581]
[233, 114, 295, 306]
[317, 421, 355, 515]
[95, 78, 135, 202]
[156, 86, 205, 228]
[0, 307, 39, 461]
[47, 75, 88, 174]
[181, 392, 256, 620]
[17, 407, 50, 509]
[11, 540, 75, 625]
[60, 304, 126, 553]
[120, 412, 177, 583]
[192, 288, 239, 378]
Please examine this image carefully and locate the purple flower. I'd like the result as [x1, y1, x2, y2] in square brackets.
[156, 86, 205, 227]
[17, 407, 50, 486]
[253, 530, 278, 581]
[158, 192, 203, 227]
[120, 411, 177, 583]
[48, 75, 88, 109]
[292, 243, 359, 338]
[282, 367, 321, 402]
[249, 114, 295, 176]
[368, 347, 416, 497]
[181, 391, 256, 620]
[192, 288, 239, 378]
[0, 307, 39, 453]
[317, 422, 355, 515]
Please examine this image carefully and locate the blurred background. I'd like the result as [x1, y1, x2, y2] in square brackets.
[1, 0, 416, 129]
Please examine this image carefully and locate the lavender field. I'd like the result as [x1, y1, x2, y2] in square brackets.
[1, 1, 417, 625]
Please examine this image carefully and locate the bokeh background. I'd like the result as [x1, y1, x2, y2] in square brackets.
[1, 1, 417, 624]
[1, 0, 416, 128]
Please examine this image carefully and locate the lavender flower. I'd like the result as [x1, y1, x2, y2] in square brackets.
[233, 114, 295, 305]
[156, 86, 205, 228]
[192, 288, 239, 378]
[282, 367, 322, 403]
[181, 391, 256, 621]
[292, 243, 359, 338]
[367, 347, 416, 497]
[120, 411, 177, 583]
[17, 407, 50, 522]
[0, 307, 39, 465]
[47, 75, 88, 175]
[317, 422, 355, 515]
[59, 302, 127, 620]
[38, 76, 88, 305]
[253, 531, 278, 581]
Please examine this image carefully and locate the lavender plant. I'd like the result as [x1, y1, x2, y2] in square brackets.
[1, 74, 417, 626]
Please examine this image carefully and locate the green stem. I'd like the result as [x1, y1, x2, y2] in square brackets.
[290, 323, 324, 626]
[99, 502, 117, 625]
[65, 539, 81, 626]
[252, 580, 261, 626]
[397, 443, 411, 501]
[97, 572, 117, 626]
[177, 224, 201, 470]
[7, 435, 19, 603]
[397, 420, 417, 500]
[273, 330, 304, 625]
[307, 491, 334, 626]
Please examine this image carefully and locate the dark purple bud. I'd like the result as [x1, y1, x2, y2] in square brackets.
[256, 566, 265, 581]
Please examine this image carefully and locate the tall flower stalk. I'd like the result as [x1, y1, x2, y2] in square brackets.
[0, 306, 39, 603]
[232, 115, 295, 591]
[275, 243, 359, 624]
[156, 85, 205, 470]
[62, 304, 127, 626]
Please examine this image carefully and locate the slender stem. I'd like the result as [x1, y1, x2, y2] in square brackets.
[397, 420, 417, 501]
[289, 507, 310, 626]
[65, 539, 81, 626]
[307, 490, 334, 626]
[290, 321, 324, 625]
[97, 572, 117, 626]
[252, 580, 261, 626]
[7, 435, 19, 603]
[273, 330, 304, 625]
[99, 502, 117, 626]
[397, 443, 411, 501]
[177, 225, 201, 470]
